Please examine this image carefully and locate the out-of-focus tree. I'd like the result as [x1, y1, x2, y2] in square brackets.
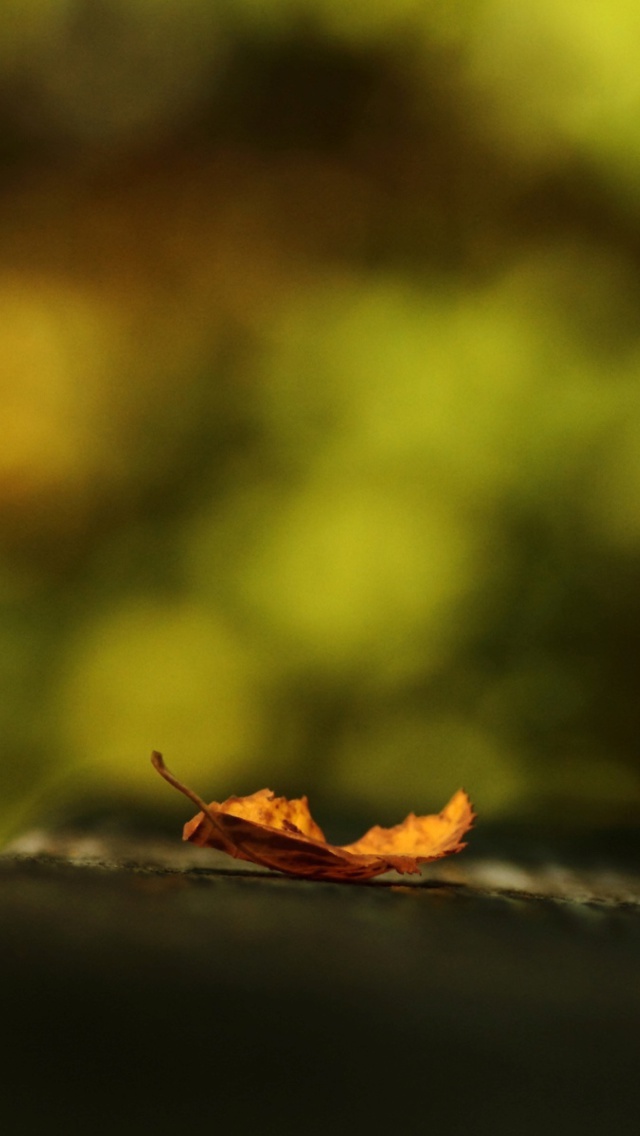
[2, 0, 640, 838]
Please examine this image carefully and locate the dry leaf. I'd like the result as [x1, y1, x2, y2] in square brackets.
[151, 751, 475, 882]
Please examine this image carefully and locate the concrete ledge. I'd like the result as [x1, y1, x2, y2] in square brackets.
[1, 830, 638, 1135]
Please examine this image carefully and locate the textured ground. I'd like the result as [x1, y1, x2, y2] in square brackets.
[2, 827, 639, 1135]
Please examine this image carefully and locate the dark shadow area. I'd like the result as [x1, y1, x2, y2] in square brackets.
[2, 851, 639, 1135]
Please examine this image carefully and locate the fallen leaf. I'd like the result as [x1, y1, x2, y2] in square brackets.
[151, 751, 475, 882]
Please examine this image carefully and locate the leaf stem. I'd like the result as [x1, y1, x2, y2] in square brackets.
[150, 751, 238, 857]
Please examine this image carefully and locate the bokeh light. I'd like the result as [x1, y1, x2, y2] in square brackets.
[2, 0, 640, 839]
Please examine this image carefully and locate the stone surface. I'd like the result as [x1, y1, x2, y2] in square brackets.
[1, 829, 639, 1135]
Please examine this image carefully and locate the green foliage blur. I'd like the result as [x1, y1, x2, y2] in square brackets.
[2, 0, 640, 837]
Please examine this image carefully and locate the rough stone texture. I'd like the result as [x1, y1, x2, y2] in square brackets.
[1, 829, 639, 1135]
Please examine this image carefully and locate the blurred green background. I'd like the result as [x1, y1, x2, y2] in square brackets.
[2, 0, 640, 840]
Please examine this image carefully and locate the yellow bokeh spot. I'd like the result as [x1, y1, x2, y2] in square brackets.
[0, 276, 120, 502]
[57, 598, 267, 794]
[467, 0, 640, 183]
[225, 474, 472, 673]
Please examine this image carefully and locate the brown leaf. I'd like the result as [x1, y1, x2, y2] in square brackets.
[151, 751, 475, 882]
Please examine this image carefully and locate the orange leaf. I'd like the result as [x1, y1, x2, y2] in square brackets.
[151, 751, 475, 882]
